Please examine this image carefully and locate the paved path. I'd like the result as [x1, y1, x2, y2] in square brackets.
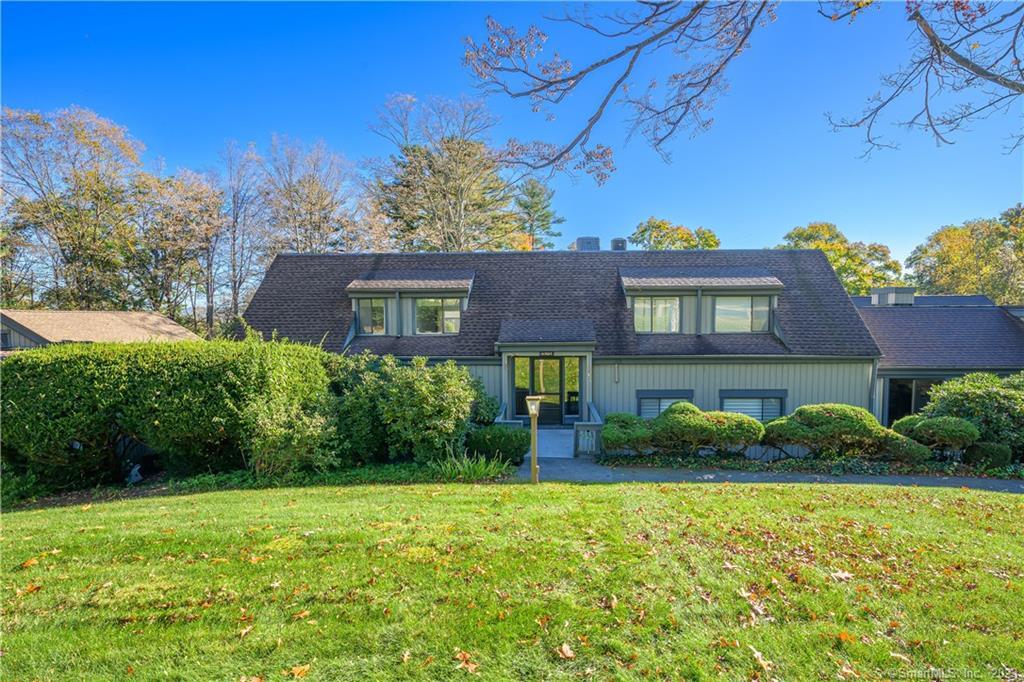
[514, 457, 1024, 494]
[536, 429, 574, 459]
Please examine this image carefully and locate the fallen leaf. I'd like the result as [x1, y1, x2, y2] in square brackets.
[749, 645, 774, 672]
[830, 570, 854, 582]
[454, 649, 479, 674]
[292, 610, 310, 620]
[401, 650, 411, 664]
[889, 652, 912, 664]
[284, 664, 309, 678]
[20, 558, 38, 569]
[239, 625, 254, 639]
[556, 643, 576, 660]
[837, 630, 856, 644]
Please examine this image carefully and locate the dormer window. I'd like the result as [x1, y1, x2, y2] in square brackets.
[357, 298, 387, 335]
[713, 296, 771, 333]
[633, 296, 680, 333]
[415, 297, 461, 335]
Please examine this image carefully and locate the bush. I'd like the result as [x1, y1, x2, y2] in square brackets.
[923, 372, 1024, 457]
[880, 432, 933, 464]
[375, 357, 477, 464]
[469, 378, 501, 426]
[466, 425, 529, 465]
[425, 450, 511, 482]
[601, 413, 653, 453]
[650, 405, 714, 454]
[891, 414, 925, 437]
[763, 404, 888, 458]
[1, 339, 334, 487]
[910, 416, 980, 451]
[963, 442, 1013, 469]
[702, 411, 765, 455]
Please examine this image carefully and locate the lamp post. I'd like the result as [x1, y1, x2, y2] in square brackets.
[525, 395, 541, 484]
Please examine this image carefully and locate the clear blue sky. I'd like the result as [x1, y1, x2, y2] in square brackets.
[3, 1, 1021, 261]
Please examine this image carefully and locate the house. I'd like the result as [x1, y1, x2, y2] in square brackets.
[243, 239, 886, 444]
[0, 310, 200, 352]
[852, 287, 1024, 425]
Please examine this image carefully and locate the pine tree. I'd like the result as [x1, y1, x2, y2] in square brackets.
[514, 179, 564, 251]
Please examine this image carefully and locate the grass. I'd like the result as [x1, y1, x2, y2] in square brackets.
[3, 483, 1023, 680]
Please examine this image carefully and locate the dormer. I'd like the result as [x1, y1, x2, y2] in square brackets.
[345, 269, 474, 337]
[619, 267, 784, 335]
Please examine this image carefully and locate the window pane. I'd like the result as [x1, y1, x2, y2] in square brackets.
[751, 296, 770, 332]
[564, 357, 580, 416]
[722, 397, 781, 422]
[514, 357, 530, 416]
[714, 296, 752, 332]
[912, 379, 938, 412]
[442, 298, 461, 333]
[761, 398, 782, 421]
[634, 297, 652, 332]
[415, 299, 442, 334]
[534, 358, 560, 394]
[887, 379, 913, 425]
[358, 298, 385, 334]
[638, 396, 690, 418]
[651, 297, 680, 333]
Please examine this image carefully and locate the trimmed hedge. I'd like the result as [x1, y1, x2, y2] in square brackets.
[1, 339, 334, 486]
[602, 402, 763, 456]
[922, 372, 1024, 457]
[602, 413, 653, 454]
[963, 441, 1013, 469]
[466, 425, 529, 465]
[909, 416, 979, 451]
[891, 414, 925, 438]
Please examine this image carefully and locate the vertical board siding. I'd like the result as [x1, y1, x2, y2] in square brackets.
[465, 364, 502, 399]
[592, 361, 873, 416]
[0, 324, 40, 349]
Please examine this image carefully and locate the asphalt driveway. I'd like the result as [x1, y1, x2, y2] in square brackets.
[515, 457, 1024, 494]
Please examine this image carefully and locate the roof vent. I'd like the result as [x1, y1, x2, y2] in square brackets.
[610, 238, 627, 251]
[574, 236, 601, 251]
[870, 286, 915, 306]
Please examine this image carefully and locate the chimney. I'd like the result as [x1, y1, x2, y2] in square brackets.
[610, 238, 627, 251]
[870, 286, 915, 306]
[574, 236, 601, 252]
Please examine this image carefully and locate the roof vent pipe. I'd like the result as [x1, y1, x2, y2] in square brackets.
[610, 238, 627, 251]
[574, 236, 601, 251]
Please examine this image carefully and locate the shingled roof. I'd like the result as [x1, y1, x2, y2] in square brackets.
[345, 269, 474, 292]
[858, 305, 1024, 371]
[243, 250, 881, 359]
[850, 294, 994, 307]
[498, 319, 596, 345]
[0, 310, 199, 344]
[619, 267, 783, 290]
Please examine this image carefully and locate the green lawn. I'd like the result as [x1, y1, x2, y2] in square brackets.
[3, 483, 1022, 680]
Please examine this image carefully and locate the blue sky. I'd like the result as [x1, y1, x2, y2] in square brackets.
[3, 1, 1020, 261]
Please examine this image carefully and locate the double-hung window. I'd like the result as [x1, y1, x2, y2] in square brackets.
[720, 391, 785, 422]
[713, 296, 770, 333]
[636, 390, 694, 418]
[633, 296, 680, 333]
[357, 298, 387, 335]
[415, 298, 461, 334]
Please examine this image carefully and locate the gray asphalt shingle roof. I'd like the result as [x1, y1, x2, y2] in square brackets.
[345, 269, 475, 292]
[243, 249, 881, 359]
[497, 319, 596, 344]
[857, 305, 1024, 370]
[850, 294, 994, 307]
[619, 267, 783, 290]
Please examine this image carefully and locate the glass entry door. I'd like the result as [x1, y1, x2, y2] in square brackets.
[513, 356, 582, 425]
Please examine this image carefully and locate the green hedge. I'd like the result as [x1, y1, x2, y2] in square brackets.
[602, 402, 763, 456]
[922, 372, 1024, 457]
[465, 425, 529, 465]
[1, 339, 334, 487]
[602, 413, 653, 454]
[963, 442, 1013, 469]
[909, 416, 979, 451]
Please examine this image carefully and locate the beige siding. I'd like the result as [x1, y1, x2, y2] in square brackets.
[1, 323, 40, 349]
[465, 363, 502, 399]
[592, 360, 873, 416]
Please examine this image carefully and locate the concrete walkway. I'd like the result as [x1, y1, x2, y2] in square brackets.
[536, 429, 574, 458]
[514, 457, 1024, 494]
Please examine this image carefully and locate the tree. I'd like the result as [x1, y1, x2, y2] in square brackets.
[629, 217, 720, 251]
[906, 208, 1023, 305]
[262, 136, 358, 254]
[220, 141, 269, 318]
[1, 106, 141, 308]
[465, 2, 1023, 181]
[369, 95, 521, 252]
[513, 179, 563, 250]
[777, 222, 901, 294]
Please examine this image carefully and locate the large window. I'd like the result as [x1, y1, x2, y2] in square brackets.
[357, 298, 386, 335]
[713, 296, 770, 333]
[415, 298, 461, 334]
[886, 378, 941, 425]
[634, 296, 680, 333]
[636, 390, 694, 418]
[720, 393, 784, 422]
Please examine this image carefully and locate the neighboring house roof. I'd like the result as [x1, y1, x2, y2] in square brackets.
[857, 305, 1024, 371]
[850, 294, 994, 307]
[0, 310, 200, 344]
[243, 249, 880, 359]
[345, 269, 475, 292]
[619, 267, 783, 290]
[498, 319, 596, 345]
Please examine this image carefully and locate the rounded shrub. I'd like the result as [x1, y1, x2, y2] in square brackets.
[466, 424, 529, 465]
[789, 403, 887, 457]
[703, 411, 765, 454]
[891, 414, 925, 438]
[923, 372, 1024, 457]
[963, 441, 1013, 469]
[650, 405, 714, 454]
[601, 413, 653, 454]
[881, 432, 932, 464]
[469, 378, 501, 426]
[911, 416, 980, 451]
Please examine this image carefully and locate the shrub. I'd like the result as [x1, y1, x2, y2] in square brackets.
[375, 357, 477, 463]
[469, 378, 501, 426]
[426, 449, 511, 482]
[775, 404, 888, 458]
[923, 372, 1024, 457]
[650, 404, 714, 454]
[910, 416, 980, 451]
[881, 432, 932, 464]
[703, 411, 765, 455]
[963, 442, 1013, 469]
[333, 367, 388, 466]
[891, 414, 925, 437]
[601, 413, 653, 453]
[466, 425, 529, 465]
[1, 339, 334, 487]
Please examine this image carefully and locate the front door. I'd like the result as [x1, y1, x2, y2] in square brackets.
[531, 357, 562, 425]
